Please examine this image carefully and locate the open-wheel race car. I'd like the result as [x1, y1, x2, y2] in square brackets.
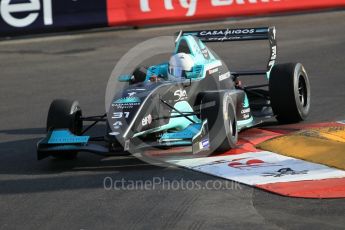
[37, 27, 311, 160]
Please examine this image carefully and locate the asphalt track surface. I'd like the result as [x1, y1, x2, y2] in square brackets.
[1, 10, 345, 230]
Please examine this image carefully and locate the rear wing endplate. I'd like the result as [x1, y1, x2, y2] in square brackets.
[176, 27, 277, 78]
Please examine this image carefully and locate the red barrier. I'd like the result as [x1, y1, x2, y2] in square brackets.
[107, 0, 345, 26]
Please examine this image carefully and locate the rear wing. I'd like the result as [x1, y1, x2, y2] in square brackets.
[176, 27, 277, 78]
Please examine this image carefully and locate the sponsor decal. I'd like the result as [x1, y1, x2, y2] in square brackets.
[262, 168, 308, 177]
[140, 0, 197, 16]
[228, 157, 278, 170]
[113, 121, 123, 129]
[242, 95, 249, 108]
[174, 89, 188, 101]
[112, 102, 140, 109]
[142, 114, 153, 126]
[241, 108, 251, 114]
[189, 157, 278, 170]
[124, 140, 130, 151]
[271, 46, 277, 61]
[208, 68, 218, 75]
[219, 72, 230, 81]
[48, 130, 89, 144]
[169, 151, 345, 186]
[127, 88, 146, 91]
[199, 138, 210, 150]
[138, 0, 283, 17]
[0, 0, 53, 28]
[200, 28, 255, 36]
[201, 48, 210, 59]
[112, 112, 130, 119]
[192, 159, 227, 167]
[268, 45, 277, 70]
[241, 102, 251, 119]
[2, 0, 110, 36]
[114, 97, 141, 104]
[209, 36, 242, 41]
[3, 0, 342, 36]
[109, 132, 120, 136]
[128, 92, 137, 97]
[243, 113, 250, 119]
[202, 139, 209, 148]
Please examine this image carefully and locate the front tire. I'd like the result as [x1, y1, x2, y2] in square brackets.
[200, 91, 238, 152]
[269, 63, 311, 123]
[132, 66, 148, 84]
[46, 99, 83, 159]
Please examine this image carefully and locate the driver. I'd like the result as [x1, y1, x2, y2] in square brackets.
[167, 53, 195, 80]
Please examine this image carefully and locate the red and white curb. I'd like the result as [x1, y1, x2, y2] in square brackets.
[164, 121, 345, 198]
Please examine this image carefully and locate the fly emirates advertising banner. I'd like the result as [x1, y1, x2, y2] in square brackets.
[106, 0, 345, 25]
[1, 0, 344, 36]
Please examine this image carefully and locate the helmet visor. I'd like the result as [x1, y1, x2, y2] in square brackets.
[169, 66, 184, 78]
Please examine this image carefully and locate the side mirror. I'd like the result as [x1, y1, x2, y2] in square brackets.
[118, 75, 133, 82]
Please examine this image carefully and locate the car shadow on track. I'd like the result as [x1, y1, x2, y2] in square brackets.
[0, 127, 46, 135]
[0, 133, 237, 196]
[0, 137, 160, 174]
[0, 127, 218, 195]
[0, 125, 160, 172]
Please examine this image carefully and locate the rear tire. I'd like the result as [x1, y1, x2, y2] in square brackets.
[269, 63, 310, 123]
[200, 91, 238, 152]
[46, 99, 83, 160]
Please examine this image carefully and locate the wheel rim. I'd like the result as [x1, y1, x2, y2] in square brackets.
[298, 75, 308, 107]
